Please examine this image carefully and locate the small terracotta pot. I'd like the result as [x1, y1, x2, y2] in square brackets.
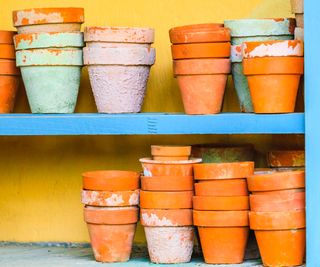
[247, 170, 305, 192]
[195, 179, 248, 196]
[193, 196, 249, 211]
[0, 30, 15, 44]
[194, 161, 254, 180]
[0, 44, 15, 59]
[141, 175, 193, 191]
[249, 192, 305, 212]
[81, 189, 139, 207]
[140, 190, 193, 209]
[139, 157, 201, 177]
[84, 206, 138, 263]
[151, 145, 191, 161]
[171, 42, 231, 59]
[12, 8, 85, 33]
[82, 170, 140, 191]
[267, 150, 305, 167]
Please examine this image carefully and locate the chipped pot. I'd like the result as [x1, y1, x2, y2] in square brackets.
[141, 175, 194, 191]
[193, 196, 249, 211]
[267, 150, 305, 168]
[141, 208, 194, 264]
[83, 46, 155, 113]
[12, 7, 84, 34]
[195, 179, 249, 196]
[84, 206, 138, 262]
[151, 145, 191, 161]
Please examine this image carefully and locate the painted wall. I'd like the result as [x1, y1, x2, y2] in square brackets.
[0, 0, 303, 243]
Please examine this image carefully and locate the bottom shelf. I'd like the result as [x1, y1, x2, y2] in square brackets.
[0, 245, 263, 266]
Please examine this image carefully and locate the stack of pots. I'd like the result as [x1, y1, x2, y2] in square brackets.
[193, 161, 254, 264]
[0, 30, 19, 113]
[139, 146, 201, 264]
[169, 24, 231, 114]
[83, 27, 155, 113]
[82, 170, 140, 263]
[12, 8, 84, 113]
[248, 170, 306, 266]
[267, 150, 305, 170]
[224, 19, 295, 113]
[242, 40, 304, 113]
[291, 0, 304, 40]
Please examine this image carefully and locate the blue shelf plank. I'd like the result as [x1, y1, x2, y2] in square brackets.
[0, 113, 304, 135]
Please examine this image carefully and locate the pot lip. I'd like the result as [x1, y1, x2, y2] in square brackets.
[250, 191, 305, 200]
[249, 169, 305, 178]
[82, 189, 140, 194]
[140, 190, 193, 196]
[194, 161, 254, 167]
[194, 195, 249, 200]
[0, 30, 16, 44]
[169, 23, 224, 33]
[195, 178, 247, 185]
[82, 170, 140, 179]
[141, 175, 193, 179]
[84, 205, 138, 211]
[140, 157, 202, 164]
[0, 60, 20, 75]
[86, 25, 155, 32]
[171, 42, 230, 48]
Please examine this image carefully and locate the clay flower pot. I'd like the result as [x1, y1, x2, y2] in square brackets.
[194, 161, 254, 180]
[82, 170, 140, 191]
[194, 210, 249, 264]
[141, 175, 193, 191]
[84, 206, 138, 262]
[249, 210, 305, 266]
[81, 189, 139, 207]
[193, 196, 249, 210]
[141, 208, 194, 263]
[83, 46, 155, 113]
[191, 143, 255, 163]
[12, 8, 84, 34]
[173, 58, 230, 114]
[151, 145, 191, 161]
[139, 157, 201, 177]
[252, 188, 305, 196]
[195, 179, 248, 196]
[267, 150, 305, 167]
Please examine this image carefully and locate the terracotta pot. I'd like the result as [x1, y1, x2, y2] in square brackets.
[83, 46, 155, 113]
[171, 42, 230, 59]
[81, 189, 139, 207]
[139, 157, 201, 177]
[141, 175, 193, 191]
[84, 206, 138, 263]
[195, 179, 248, 196]
[295, 27, 304, 41]
[151, 145, 191, 161]
[191, 143, 255, 163]
[12, 8, 84, 33]
[194, 161, 254, 180]
[0, 44, 15, 59]
[243, 56, 304, 113]
[247, 170, 305, 192]
[82, 170, 140, 191]
[0, 30, 15, 44]
[252, 188, 305, 196]
[267, 150, 305, 167]
[250, 192, 305, 212]
[193, 196, 249, 211]
[169, 23, 223, 32]
[140, 190, 193, 209]
[174, 58, 230, 114]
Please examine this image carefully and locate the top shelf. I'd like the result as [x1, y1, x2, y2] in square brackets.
[0, 113, 304, 136]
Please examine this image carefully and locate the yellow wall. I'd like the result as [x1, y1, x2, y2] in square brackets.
[0, 0, 303, 243]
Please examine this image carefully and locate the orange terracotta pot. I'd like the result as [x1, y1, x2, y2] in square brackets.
[195, 179, 248, 196]
[141, 175, 194, 191]
[0, 60, 20, 75]
[0, 44, 15, 59]
[169, 23, 223, 32]
[194, 161, 254, 180]
[243, 57, 304, 113]
[0, 75, 19, 113]
[171, 42, 231, 59]
[267, 150, 305, 167]
[82, 170, 140, 191]
[151, 145, 191, 161]
[247, 170, 305, 192]
[193, 196, 249, 211]
[81, 189, 139, 207]
[252, 188, 305, 196]
[140, 190, 193, 209]
[0, 31, 15, 44]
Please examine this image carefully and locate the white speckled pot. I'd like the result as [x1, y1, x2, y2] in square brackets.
[84, 46, 155, 113]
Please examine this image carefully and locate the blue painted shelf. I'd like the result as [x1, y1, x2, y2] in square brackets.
[0, 113, 304, 136]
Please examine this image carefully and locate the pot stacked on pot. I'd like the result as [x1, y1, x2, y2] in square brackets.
[139, 145, 201, 264]
[12, 8, 84, 113]
[81, 170, 140, 263]
[267, 150, 305, 171]
[83, 27, 155, 113]
[169, 24, 231, 115]
[224, 19, 295, 113]
[291, 0, 304, 40]
[242, 40, 304, 114]
[248, 170, 306, 267]
[0, 31, 20, 113]
[193, 161, 254, 264]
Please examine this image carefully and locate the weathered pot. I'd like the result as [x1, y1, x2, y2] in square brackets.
[0, 30, 16, 44]
[174, 58, 230, 114]
[12, 7, 84, 34]
[194, 210, 249, 264]
[267, 150, 305, 167]
[191, 143, 255, 163]
[291, 0, 304, 14]
[194, 161, 254, 180]
[295, 27, 304, 40]
[83, 46, 155, 113]
[295, 14, 304, 28]
[141, 208, 194, 264]
[16, 49, 82, 113]
[141, 175, 193, 191]
[193, 196, 249, 211]
[195, 179, 248, 196]
[249, 210, 305, 266]
[139, 157, 201, 177]
[84, 206, 138, 263]
[82, 170, 140, 191]
[151, 145, 191, 161]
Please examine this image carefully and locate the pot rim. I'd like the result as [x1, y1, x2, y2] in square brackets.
[0, 60, 20, 75]
[0, 30, 16, 44]
[140, 157, 202, 164]
[193, 195, 249, 211]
